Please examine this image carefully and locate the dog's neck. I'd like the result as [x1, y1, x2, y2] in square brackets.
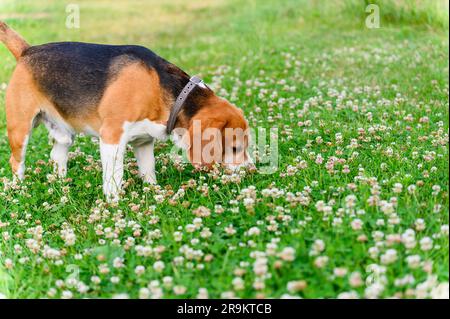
[165, 82, 215, 131]
[171, 93, 220, 129]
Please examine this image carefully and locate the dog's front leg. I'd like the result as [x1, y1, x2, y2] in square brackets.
[100, 140, 126, 202]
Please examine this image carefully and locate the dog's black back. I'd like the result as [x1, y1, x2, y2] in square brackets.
[22, 42, 207, 117]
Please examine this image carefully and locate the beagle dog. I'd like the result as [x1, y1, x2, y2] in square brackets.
[1, 22, 250, 201]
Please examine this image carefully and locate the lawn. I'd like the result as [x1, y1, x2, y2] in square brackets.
[0, 0, 448, 299]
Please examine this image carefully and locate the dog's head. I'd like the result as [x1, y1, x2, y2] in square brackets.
[174, 96, 251, 170]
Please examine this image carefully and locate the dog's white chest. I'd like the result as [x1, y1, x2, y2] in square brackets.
[123, 119, 168, 144]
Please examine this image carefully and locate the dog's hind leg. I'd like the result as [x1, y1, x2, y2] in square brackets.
[132, 139, 157, 184]
[5, 64, 40, 180]
[7, 120, 33, 180]
[41, 113, 74, 177]
[50, 138, 73, 177]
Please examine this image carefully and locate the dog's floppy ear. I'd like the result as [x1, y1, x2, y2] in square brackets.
[183, 114, 227, 168]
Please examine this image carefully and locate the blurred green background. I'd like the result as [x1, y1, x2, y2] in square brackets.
[0, 0, 448, 68]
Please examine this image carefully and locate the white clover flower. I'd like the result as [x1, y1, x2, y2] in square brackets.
[431, 185, 441, 196]
[153, 261, 165, 272]
[314, 256, 329, 269]
[185, 224, 196, 233]
[365, 282, 385, 299]
[214, 205, 225, 214]
[401, 229, 417, 249]
[419, 237, 433, 251]
[154, 194, 164, 203]
[309, 239, 325, 256]
[232, 277, 245, 290]
[243, 198, 255, 207]
[349, 272, 363, 288]
[225, 225, 236, 235]
[163, 276, 173, 288]
[247, 227, 261, 236]
[47, 288, 57, 298]
[113, 257, 124, 268]
[221, 291, 236, 299]
[197, 288, 209, 299]
[430, 282, 449, 299]
[279, 247, 296, 261]
[433, 204, 442, 213]
[193, 217, 203, 228]
[380, 201, 395, 215]
[333, 267, 348, 277]
[61, 290, 73, 299]
[332, 217, 343, 227]
[392, 183, 403, 193]
[253, 257, 268, 276]
[351, 219, 363, 230]
[91, 276, 101, 284]
[173, 231, 183, 242]
[380, 249, 398, 265]
[65, 277, 78, 289]
[173, 285, 187, 295]
[200, 227, 212, 238]
[139, 288, 151, 299]
[406, 255, 421, 269]
[345, 195, 357, 208]
[413, 219, 425, 232]
[287, 280, 307, 293]
[337, 291, 359, 299]
[135, 265, 146, 276]
[253, 278, 265, 290]
[394, 275, 415, 287]
[193, 206, 211, 217]
[42, 246, 61, 260]
[407, 184, 416, 194]
[77, 282, 89, 294]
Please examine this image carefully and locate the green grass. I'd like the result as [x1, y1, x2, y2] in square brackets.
[0, 0, 448, 298]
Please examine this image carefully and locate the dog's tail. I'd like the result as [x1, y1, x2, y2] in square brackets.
[0, 21, 30, 60]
